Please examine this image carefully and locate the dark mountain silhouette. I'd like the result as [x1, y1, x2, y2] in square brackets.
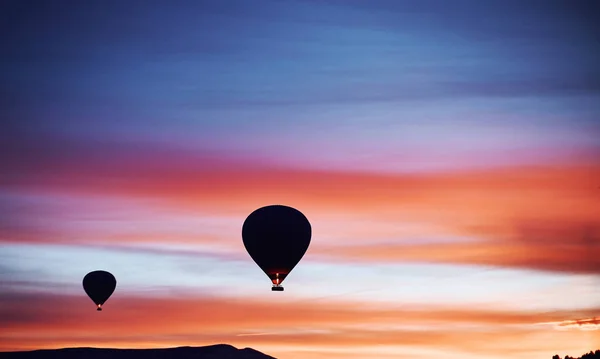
[1, 344, 276, 359]
[553, 349, 600, 359]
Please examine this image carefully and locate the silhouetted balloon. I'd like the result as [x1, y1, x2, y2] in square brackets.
[242, 205, 311, 291]
[83, 270, 116, 311]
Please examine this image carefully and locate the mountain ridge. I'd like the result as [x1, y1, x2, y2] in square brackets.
[0, 344, 277, 359]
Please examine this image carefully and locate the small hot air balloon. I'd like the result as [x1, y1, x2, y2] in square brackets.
[242, 205, 311, 291]
[83, 270, 116, 311]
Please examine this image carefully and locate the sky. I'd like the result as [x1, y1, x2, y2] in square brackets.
[1, 0, 599, 358]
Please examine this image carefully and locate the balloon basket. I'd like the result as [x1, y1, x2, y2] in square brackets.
[272, 286, 284, 291]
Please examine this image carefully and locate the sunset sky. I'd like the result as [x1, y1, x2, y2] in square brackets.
[1, 1, 599, 358]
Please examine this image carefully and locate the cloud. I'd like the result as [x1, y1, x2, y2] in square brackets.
[315, 221, 600, 274]
[3, 291, 595, 331]
[554, 318, 600, 331]
[2, 134, 599, 276]
[0, 291, 596, 357]
[2, 133, 598, 213]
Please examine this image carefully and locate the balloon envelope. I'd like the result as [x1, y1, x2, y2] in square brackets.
[83, 270, 116, 311]
[242, 205, 311, 290]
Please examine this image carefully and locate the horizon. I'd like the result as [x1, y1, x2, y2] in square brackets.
[3, 343, 600, 359]
[1, 1, 599, 358]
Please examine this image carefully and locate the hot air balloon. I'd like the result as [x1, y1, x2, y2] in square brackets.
[83, 270, 116, 311]
[242, 205, 311, 291]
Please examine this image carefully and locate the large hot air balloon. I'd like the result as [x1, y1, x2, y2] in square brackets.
[83, 270, 117, 311]
[242, 205, 311, 291]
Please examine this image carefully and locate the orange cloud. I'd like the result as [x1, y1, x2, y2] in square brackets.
[313, 221, 600, 274]
[2, 136, 599, 275]
[554, 318, 600, 331]
[1, 292, 597, 358]
[2, 136, 598, 223]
